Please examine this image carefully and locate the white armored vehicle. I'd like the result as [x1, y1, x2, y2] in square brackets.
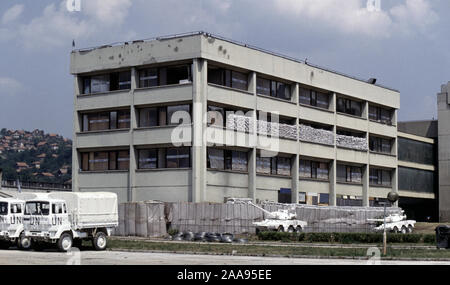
[369, 211, 416, 234]
[23, 192, 118, 252]
[0, 197, 30, 249]
[227, 198, 307, 233]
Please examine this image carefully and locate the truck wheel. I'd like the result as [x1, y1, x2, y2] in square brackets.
[295, 226, 303, 233]
[58, 233, 73, 252]
[92, 232, 107, 251]
[401, 226, 407, 234]
[287, 226, 295, 233]
[19, 233, 32, 250]
[277, 226, 284, 232]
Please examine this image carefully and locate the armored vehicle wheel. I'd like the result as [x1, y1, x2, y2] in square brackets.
[407, 225, 413, 233]
[287, 226, 295, 233]
[295, 226, 303, 233]
[58, 233, 73, 252]
[277, 226, 284, 232]
[18, 232, 32, 250]
[401, 226, 407, 234]
[392, 227, 399, 234]
[92, 231, 107, 251]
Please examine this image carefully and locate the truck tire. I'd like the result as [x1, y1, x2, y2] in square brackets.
[92, 231, 107, 251]
[295, 226, 303, 233]
[287, 226, 295, 233]
[57, 233, 73, 252]
[18, 233, 32, 250]
[277, 226, 284, 232]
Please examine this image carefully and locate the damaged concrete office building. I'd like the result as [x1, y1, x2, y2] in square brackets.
[70, 32, 402, 208]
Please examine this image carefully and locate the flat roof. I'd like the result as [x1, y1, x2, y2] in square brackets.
[72, 31, 399, 93]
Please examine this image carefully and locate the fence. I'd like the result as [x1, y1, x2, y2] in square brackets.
[1, 180, 72, 191]
[114, 201, 402, 237]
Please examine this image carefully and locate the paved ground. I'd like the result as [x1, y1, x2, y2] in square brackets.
[1, 248, 450, 265]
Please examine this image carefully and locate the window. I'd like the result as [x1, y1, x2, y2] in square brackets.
[319, 194, 330, 205]
[166, 147, 190, 168]
[369, 136, 392, 154]
[369, 105, 393, 125]
[139, 65, 192, 88]
[82, 71, 131, 94]
[256, 155, 291, 176]
[208, 66, 248, 91]
[300, 160, 329, 180]
[80, 150, 129, 171]
[0, 202, 7, 215]
[208, 148, 248, 172]
[52, 203, 64, 214]
[398, 167, 435, 194]
[337, 164, 362, 183]
[337, 97, 362, 117]
[370, 168, 392, 187]
[257, 76, 291, 101]
[10, 203, 22, 214]
[398, 137, 435, 165]
[138, 149, 158, 169]
[299, 88, 330, 109]
[25, 202, 50, 216]
[207, 148, 225, 170]
[138, 105, 191, 128]
[82, 110, 130, 132]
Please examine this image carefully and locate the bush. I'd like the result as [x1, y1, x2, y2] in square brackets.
[167, 228, 179, 236]
[257, 231, 431, 244]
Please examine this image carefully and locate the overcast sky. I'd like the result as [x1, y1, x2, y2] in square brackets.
[0, 0, 449, 138]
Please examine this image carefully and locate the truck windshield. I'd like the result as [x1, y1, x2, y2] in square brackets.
[25, 201, 50, 216]
[0, 202, 7, 215]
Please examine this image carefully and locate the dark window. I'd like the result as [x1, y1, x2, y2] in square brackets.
[208, 66, 248, 91]
[0, 202, 7, 215]
[337, 97, 362, 117]
[398, 167, 435, 194]
[369, 105, 392, 125]
[369, 136, 393, 154]
[80, 150, 129, 171]
[82, 110, 130, 132]
[370, 168, 392, 187]
[319, 194, 330, 204]
[167, 105, 190, 125]
[207, 148, 225, 170]
[278, 189, 292, 204]
[299, 88, 330, 109]
[166, 147, 190, 168]
[337, 164, 362, 183]
[300, 160, 329, 180]
[257, 76, 291, 101]
[139, 107, 159, 127]
[256, 155, 291, 176]
[398, 137, 435, 165]
[110, 71, 131, 91]
[139, 65, 191, 88]
[138, 149, 158, 169]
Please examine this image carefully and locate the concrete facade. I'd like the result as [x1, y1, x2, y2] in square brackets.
[438, 82, 450, 222]
[70, 32, 401, 206]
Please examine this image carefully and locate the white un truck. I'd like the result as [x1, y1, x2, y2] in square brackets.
[23, 192, 118, 252]
[0, 197, 29, 249]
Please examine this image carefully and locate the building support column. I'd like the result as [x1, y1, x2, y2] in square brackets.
[292, 83, 299, 204]
[329, 92, 337, 206]
[363, 101, 370, 207]
[248, 72, 257, 203]
[128, 67, 138, 202]
[72, 76, 82, 192]
[192, 59, 207, 202]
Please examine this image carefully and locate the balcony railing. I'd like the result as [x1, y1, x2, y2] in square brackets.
[1, 180, 72, 191]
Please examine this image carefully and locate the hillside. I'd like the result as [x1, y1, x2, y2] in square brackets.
[0, 128, 72, 184]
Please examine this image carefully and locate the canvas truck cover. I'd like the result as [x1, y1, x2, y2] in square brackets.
[48, 192, 118, 230]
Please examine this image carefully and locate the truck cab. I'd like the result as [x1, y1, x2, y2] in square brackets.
[24, 198, 71, 239]
[0, 198, 26, 249]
